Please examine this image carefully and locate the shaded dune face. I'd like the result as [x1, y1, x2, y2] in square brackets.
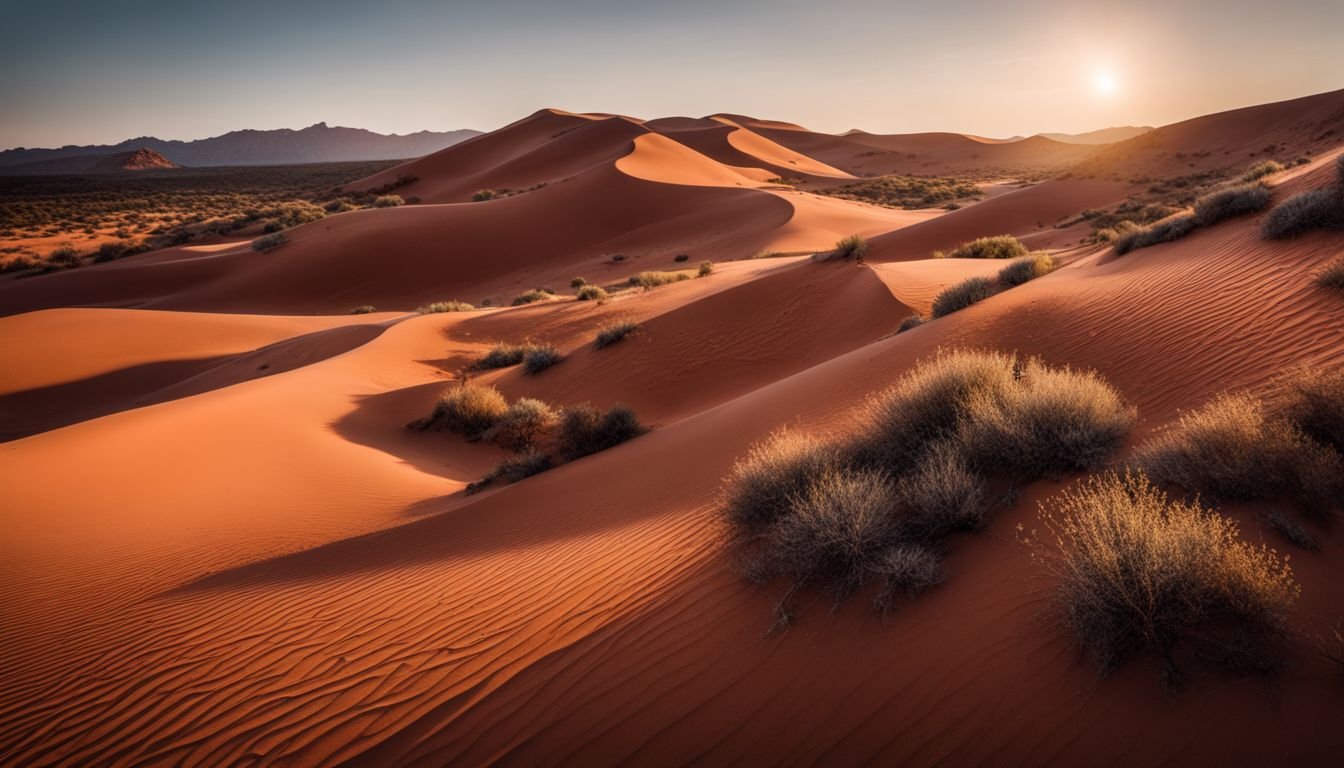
[3, 91, 1344, 766]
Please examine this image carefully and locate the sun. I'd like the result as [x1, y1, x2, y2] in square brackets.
[1091, 70, 1119, 95]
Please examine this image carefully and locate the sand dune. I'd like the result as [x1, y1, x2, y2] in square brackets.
[3, 96, 1344, 765]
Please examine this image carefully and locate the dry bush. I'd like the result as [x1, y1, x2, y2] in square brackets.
[372, 195, 404, 208]
[594, 320, 638, 348]
[475, 342, 532, 369]
[997, 253, 1058, 287]
[522, 345, 562, 374]
[1262, 188, 1344, 239]
[570, 276, 587, 288]
[468, 450, 554, 493]
[575, 285, 608, 301]
[698, 260, 714, 277]
[1114, 213, 1197, 254]
[894, 440, 987, 540]
[1132, 392, 1343, 518]
[931, 276, 996, 318]
[1272, 366, 1344, 454]
[629, 270, 692, 289]
[558, 404, 647, 460]
[250, 232, 287, 252]
[723, 431, 840, 534]
[417, 382, 508, 439]
[944, 235, 1028, 260]
[1316, 256, 1344, 290]
[416, 300, 473, 314]
[1191, 182, 1272, 227]
[511, 289, 553, 306]
[488, 397, 558, 450]
[1242, 160, 1284, 182]
[1038, 472, 1299, 683]
[472, 189, 495, 202]
[897, 314, 924, 333]
[349, 305, 377, 314]
[833, 234, 870, 260]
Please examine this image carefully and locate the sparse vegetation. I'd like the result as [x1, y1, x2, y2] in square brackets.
[575, 285, 608, 301]
[1262, 189, 1344, 239]
[629, 270, 692, 289]
[996, 253, 1057, 286]
[931, 276, 995, 318]
[1191, 182, 1272, 227]
[723, 350, 1133, 625]
[250, 232, 288, 252]
[697, 260, 714, 277]
[467, 450, 554, 493]
[372, 195, 405, 208]
[475, 341, 555, 370]
[522, 345, 563, 374]
[511, 289, 553, 306]
[350, 305, 377, 314]
[815, 234, 869, 262]
[558, 404, 647, 460]
[1114, 213, 1197, 254]
[414, 382, 508, 439]
[818, 175, 980, 209]
[1242, 160, 1285, 182]
[570, 276, 587, 288]
[1035, 472, 1299, 684]
[594, 320, 638, 348]
[472, 189, 496, 202]
[487, 398, 559, 450]
[942, 235, 1027, 260]
[417, 300, 474, 314]
[897, 315, 924, 333]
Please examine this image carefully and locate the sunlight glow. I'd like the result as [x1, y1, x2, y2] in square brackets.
[1091, 70, 1119, 95]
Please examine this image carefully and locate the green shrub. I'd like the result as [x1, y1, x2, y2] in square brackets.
[417, 300, 474, 314]
[997, 253, 1057, 286]
[511, 289, 553, 306]
[372, 195, 405, 208]
[1037, 472, 1299, 683]
[697, 260, 714, 277]
[417, 382, 508, 439]
[594, 320, 638, 348]
[575, 285, 608, 301]
[1242, 160, 1284, 182]
[629, 270, 692, 289]
[1262, 188, 1344, 239]
[251, 232, 288, 252]
[488, 398, 558, 450]
[558, 404, 647, 460]
[522, 345, 562, 374]
[1192, 182, 1272, 226]
[931, 276, 995, 317]
[944, 235, 1027, 260]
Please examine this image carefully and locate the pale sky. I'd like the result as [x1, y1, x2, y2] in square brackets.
[1, 0, 1341, 148]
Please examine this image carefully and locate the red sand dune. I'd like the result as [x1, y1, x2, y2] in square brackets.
[2, 97, 1344, 765]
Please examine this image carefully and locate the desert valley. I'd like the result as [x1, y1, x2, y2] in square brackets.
[2, 3, 1344, 764]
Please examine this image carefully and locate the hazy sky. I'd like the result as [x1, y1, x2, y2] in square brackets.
[2, 0, 1341, 148]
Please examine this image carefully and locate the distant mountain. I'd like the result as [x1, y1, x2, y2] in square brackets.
[0, 123, 482, 170]
[2, 147, 179, 175]
[1037, 126, 1153, 145]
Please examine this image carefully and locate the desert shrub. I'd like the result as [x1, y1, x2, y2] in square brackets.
[931, 276, 995, 317]
[575, 285, 608, 301]
[47, 245, 80, 264]
[893, 441, 986, 540]
[698, 260, 714, 277]
[488, 398, 559, 450]
[0, 254, 38, 274]
[372, 195, 405, 208]
[472, 189, 495, 202]
[1132, 392, 1344, 518]
[955, 359, 1135, 479]
[1242, 160, 1284, 182]
[558, 404, 647, 460]
[1114, 213, 1197, 254]
[417, 300, 473, 314]
[897, 315, 924, 333]
[834, 234, 869, 260]
[260, 201, 325, 231]
[629, 270, 692, 289]
[522, 345, 562, 374]
[1262, 188, 1344, 239]
[469, 450, 554, 493]
[594, 320, 638, 348]
[1272, 367, 1344, 454]
[724, 431, 840, 534]
[945, 235, 1027, 260]
[251, 232, 288, 252]
[93, 240, 134, 263]
[511, 289, 553, 306]
[1191, 182, 1272, 227]
[1316, 256, 1344, 290]
[475, 342, 551, 370]
[417, 382, 508, 439]
[350, 305, 377, 314]
[997, 253, 1058, 286]
[570, 276, 587, 288]
[674, 253, 690, 262]
[1038, 472, 1299, 682]
[1264, 509, 1319, 551]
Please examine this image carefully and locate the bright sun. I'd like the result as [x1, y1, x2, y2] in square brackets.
[1091, 70, 1119, 95]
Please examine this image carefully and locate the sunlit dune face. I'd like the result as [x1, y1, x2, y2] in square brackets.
[1091, 69, 1119, 96]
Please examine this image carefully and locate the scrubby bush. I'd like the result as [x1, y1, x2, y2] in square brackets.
[931, 276, 995, 318]
[475, 342, 552, 370]
[897, 315, 924, 333]
[558, 404, 647, 460]
[893, 441, 986, 539]
[416, 382, 508, 439]
[1273, 367, 1344, 454]
[251, 232, 288, 252]
[350, 305, 377, 314]
[1262, 188, 1344, 239]
[522, 345, 562, 374]
[488, 398, 558, 450]
[1191, 182, 1272, 226]
[698, 260, 714, 277]
[570, 276, 587, 288]
[594, 320, 638, 348]
[724, 431, 839, 534]
[575, 285, 608, 301]
[674, 253, 690, 262]
[629, 270, 692, 289]
[1114, 213, 1197, 254]
[472, 189, 495, 202]
[1132, 392, 1344, 518]
[1037, 472, 1299, 683]
[1316, 256, 1344, 290]
[944, 235, 1028, 260]
[511, 289, 553, 306]
[834, 234, 869, 260]
[417, 300, 474, 314]
[93, 239, 138, 263]
[1242, 160, 1284, 182]
[997, 253, 1057, 286]
[372, 195, 405, 208]
[468, 450, 554, 493]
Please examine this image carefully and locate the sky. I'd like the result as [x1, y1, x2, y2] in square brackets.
[1, 0, 1342, 149]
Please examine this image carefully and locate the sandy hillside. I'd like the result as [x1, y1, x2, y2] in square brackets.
[2, 92, 1344, 766]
